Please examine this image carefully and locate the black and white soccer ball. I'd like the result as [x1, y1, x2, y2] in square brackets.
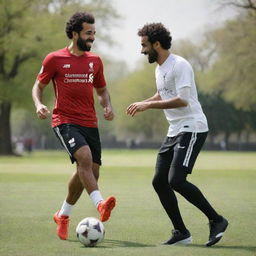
[76, 217, 105, 247]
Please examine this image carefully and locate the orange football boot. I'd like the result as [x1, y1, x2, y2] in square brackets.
[53, 211, 69, 240]
[97, 196, 116, 222]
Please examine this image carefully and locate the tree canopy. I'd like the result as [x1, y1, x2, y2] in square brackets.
[1, 0, 255, 153]
[0, 0, 119, 154]
[201, 12, 256, 110]
[111, 63, 168, 142]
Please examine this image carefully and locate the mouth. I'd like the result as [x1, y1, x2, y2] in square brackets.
[86, 41, 94, 47]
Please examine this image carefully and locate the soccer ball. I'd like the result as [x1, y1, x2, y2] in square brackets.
[76, 217, 105, 247]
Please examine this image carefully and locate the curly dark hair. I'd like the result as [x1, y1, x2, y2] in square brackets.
[66, 12, 95, 39]
[138, 23, 172, 50]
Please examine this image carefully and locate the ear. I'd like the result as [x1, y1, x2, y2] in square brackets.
[152, 41, 161, 50]
[72, 31, 79, 40]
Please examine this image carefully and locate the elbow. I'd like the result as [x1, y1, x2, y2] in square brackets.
[180, 98, 188, 107]
[182, 100, 188, 107]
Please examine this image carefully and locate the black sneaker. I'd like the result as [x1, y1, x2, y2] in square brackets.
[205, 217, 228, 247]
[162, 230, 192, 245]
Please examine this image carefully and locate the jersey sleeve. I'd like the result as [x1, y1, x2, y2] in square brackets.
[174, 59, 194, 90]
[93, 57, 106, 88]
[177, 86, 190, 101]
[37, 53, 56, 84]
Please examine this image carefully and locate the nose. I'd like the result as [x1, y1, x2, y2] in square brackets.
[141, 49, 146, 55]
[88, 33, 95, 41]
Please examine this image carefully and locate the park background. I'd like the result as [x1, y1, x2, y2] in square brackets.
[0, 1, 256, 256]
[0, 0, 256, 155]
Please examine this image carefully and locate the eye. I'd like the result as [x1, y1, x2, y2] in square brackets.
[86, 31, 96, 36]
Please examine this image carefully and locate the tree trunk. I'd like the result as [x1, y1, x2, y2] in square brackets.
[0, 101, 14, 155]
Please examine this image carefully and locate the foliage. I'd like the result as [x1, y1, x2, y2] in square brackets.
[0, 0, 120, 154]
[1, 0, 256, 150]
[199, 92, 246, 137]
[0, 0, 119, 108]
[200, 12, 256, 110]
[110, 63, 168, 142]
[170, 3, 256, 145]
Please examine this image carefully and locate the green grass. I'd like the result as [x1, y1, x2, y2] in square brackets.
[0, 150, 256, 256]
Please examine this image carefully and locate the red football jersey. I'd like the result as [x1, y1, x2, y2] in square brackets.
[37, 47, 106, 128]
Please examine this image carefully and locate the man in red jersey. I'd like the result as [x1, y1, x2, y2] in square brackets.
[32, 12, 116, 240]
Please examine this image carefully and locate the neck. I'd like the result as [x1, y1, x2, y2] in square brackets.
[157, 50, 170, 65]
[68, 42, 84, 56]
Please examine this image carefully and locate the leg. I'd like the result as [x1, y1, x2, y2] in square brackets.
[58, 153, 97, 215]
[168, 168, 221, 222]
[154, 147, 192, 245]
[92, 163, 100, 181]
[65, 171, 84, 205]
[169, 132, 222, 222]
[169, 172, 228, 247]
[74, 145, 99, 194]
[57, 147, 99, 227]
[168, 132, 228, 246]
[53, 147, 94, 241]
[153, 147, 188, 234]
[74, 145, 115, 222]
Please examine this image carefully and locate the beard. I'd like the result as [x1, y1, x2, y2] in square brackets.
[147, 48, 158, 63]
[77, 36, 93, 51]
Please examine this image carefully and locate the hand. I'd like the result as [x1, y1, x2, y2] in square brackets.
[126, 102, 149, 117]
[36, 104, 50, 119]
[104, 106, 114, 121]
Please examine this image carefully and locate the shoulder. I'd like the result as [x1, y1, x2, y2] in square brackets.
[43, 48, 68, 63]
[85, 52, 102, 61]
[85, 53, 104, 70]
[172, 54, 191, 67]
[172, 54, 193, 72]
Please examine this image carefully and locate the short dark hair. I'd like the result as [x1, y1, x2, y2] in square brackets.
[66, 12, 95, 39]
[138, 23, 172, 50]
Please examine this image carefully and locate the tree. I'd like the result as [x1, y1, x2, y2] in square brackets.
[0, 0, 119, 155]
[220, 0, 256, 11]
[199, 92, 246, 148]
[200, 2, 256, 111]
[111, 63, 168, 142]
[173, 35, 255, 148]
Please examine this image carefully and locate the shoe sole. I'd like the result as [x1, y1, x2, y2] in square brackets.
[100, 197, 116, 222]
[205, 221, 228, 247]
[163, 236, 193, 245]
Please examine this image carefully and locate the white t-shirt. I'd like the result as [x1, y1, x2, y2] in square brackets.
[155, 54, 208, 137]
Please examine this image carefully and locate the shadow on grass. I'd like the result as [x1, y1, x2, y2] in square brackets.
[188, 243, 256, 252]
[68, 238, 155, 248]
[67, 239, 256, 252]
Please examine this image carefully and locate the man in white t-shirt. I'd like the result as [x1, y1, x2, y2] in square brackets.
[127, 23, 228, 247]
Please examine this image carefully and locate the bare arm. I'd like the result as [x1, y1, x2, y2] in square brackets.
[32, 79, 50, 119]
[95, 87, 114, 121]
[145, 96, 187, 109]
[143, 92, 162, 102]
[127, 94, 188, 117]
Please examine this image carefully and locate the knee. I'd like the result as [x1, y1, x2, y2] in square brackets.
[152, 176, 159, 191]
[152, 174, 167, 193]
[76, 156, 93, 174]
[74, 146, 92, 168]
[169, 177, 186, 192]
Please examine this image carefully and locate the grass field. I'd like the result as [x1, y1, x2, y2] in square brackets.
[0, 150, 256, 256]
